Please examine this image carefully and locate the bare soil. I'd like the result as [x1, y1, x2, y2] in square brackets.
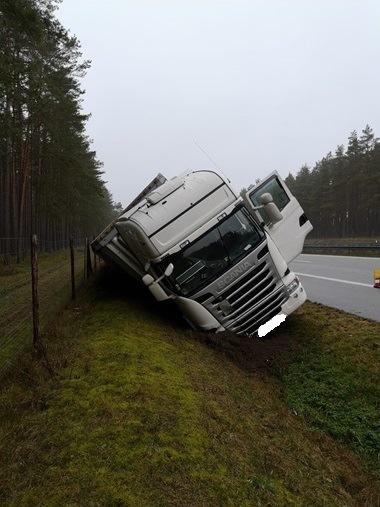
[192, 326, 300, 376]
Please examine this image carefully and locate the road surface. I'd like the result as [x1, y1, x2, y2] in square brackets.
[289, 254, 380, 323]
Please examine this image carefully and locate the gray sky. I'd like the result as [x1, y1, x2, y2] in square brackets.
[56, 0, 380, 205]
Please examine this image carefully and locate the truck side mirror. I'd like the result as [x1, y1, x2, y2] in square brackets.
[164, 263, 174, 277]
[142, 263, 174, 302]
[260, 193, 283, 224]
[142, 274, 155, 286]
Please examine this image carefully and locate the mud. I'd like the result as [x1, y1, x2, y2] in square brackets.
[192, 325, 301, 376]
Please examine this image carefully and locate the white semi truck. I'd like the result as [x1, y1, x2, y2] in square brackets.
[92, 169, 312, 335]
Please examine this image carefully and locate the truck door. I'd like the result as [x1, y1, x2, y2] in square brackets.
[245, 171, 312, 264]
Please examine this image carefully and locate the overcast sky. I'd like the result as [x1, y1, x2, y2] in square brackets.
[56, 0, 380, 205]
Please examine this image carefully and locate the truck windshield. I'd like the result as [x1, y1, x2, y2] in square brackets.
[157, 208, 264, 296]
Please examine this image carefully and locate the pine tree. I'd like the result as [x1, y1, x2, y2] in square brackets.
[285, 127, 380, 239]
[0, 0, 117, 261]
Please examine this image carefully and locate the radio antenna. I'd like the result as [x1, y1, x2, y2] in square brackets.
[193, 140, 230, 182]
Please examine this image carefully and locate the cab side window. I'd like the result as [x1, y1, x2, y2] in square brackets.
[249, 177, 290, 223]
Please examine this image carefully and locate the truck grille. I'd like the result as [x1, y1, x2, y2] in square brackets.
[193, 243, 288, 336]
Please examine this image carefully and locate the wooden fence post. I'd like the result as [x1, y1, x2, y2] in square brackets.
[84, 238, 93, 280]
[70, 237, 75, 300]
[84, 238, 88, 281]
[87, 239, 93, 277]
[31, 234, 40, 349]
[93, 236, 97, 271]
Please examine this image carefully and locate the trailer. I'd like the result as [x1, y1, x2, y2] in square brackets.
[92, 169, 312, 335]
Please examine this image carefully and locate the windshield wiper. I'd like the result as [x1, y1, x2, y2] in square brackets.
[218, 229, 232, 264]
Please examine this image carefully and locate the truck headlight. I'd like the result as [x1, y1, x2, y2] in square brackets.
[286, 276, 300, 294]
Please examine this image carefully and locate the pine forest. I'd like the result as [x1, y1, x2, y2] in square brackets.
[0, 0, 118, 262]
[285, 125, 380, 239]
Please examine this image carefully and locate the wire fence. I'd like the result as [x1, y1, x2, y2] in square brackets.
[0, 236, 97, 378]
[0, 237, 84, 265]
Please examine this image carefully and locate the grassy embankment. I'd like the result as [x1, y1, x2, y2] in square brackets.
[0, 250, 83, 374]
[0, 266, 379, 506]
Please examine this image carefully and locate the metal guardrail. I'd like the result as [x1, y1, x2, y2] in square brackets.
[304, 245, 380, 251]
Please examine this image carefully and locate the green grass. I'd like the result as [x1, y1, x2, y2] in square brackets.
[274, 304, 380, 466]
[0, 249, 84, 374]
[0, 267, 379, 506]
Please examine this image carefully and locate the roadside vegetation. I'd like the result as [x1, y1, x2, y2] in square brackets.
[284, 125, 380, 239]
[0, 266, 379, 507]
[0, 248, 83, 376]
[0, 0, 119, 264]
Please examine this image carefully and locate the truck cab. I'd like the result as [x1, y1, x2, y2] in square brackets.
[92, 169, 312, 336]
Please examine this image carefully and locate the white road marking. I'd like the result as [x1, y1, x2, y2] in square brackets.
[292, 259, 312, 263]
[296, 272, 373, 288]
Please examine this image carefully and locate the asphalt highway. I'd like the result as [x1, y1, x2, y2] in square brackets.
[289, 253, 380, 323]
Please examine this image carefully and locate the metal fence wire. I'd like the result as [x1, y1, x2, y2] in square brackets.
[0, 237, 91, 378]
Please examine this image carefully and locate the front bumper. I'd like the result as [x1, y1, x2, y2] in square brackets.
[280, 281, 307, 316]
